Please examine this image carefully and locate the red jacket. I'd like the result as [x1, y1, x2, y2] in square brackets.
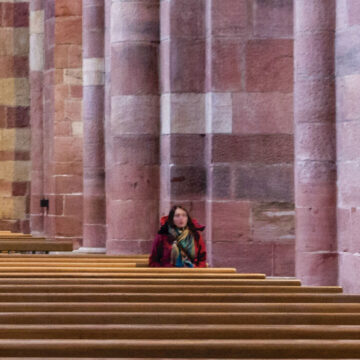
[148, 217, 207, 268]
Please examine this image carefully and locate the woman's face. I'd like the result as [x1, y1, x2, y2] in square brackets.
[173, 208, 188, 228]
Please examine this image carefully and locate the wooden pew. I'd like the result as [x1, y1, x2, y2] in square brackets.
[0, 266, 237, 272]
[0, 284, 342, 293]
[0, 254, 358, 359]
[0, 234, 32, 238]
[0, 240, 73, 252]
[0, 254, 149, 257]
[0, 272, 266, 279]
[0, 253, 149, 257]
[0, 292, 359, 303]
[0, 232, 73, 252]
[0, 278, 301, 286]
[0, 339, 359, 358]
[0, 324, 359, 340]
[1, 302, 360, 313]
[0, 258, 150, 263]
[0, 263, 140, 268]
[1, 312, 360, 325]
[0, 255, 150, 267]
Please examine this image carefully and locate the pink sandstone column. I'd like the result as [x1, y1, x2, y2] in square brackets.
[81, 0, 106, 252]
[30, 0, 44, 234]
[106, 0, 160, 254]
[336, 0, 360, 293]
[294, 0, 337, 285]
[104, 0, 111, 247]
[42, 0, 55, 239]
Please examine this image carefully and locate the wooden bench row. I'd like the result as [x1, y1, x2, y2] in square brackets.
[0, 293, 359, 302]
[0, 259, 150, 264]
[0, 278, 301, 286]
[0, 232, 73, 252]
[0, 254, 149, 258]
[0, 324, 359, 339]
[0, 339, 358, 358]
[0, 254, 358, 358]
[1, 302, 360, 313]
[2, 312, 360, 325]
[5, 263, 142, 268]
[0, 272, 266, 278]
[0, 231, 33, 237]
[0, 241, 73, 252]
[0, 255, 150, 268]
[0, 284, 342, 293]
[0, 238, 73, 253]
[0, 266, 237, 272]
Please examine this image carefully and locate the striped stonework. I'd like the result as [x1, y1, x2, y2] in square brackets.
[0, 0, 31, 233]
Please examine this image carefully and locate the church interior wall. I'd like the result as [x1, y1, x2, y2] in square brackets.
[0, 0, 359, 292]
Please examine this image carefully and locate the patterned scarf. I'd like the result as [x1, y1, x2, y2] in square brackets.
[169, 225, 196, 267]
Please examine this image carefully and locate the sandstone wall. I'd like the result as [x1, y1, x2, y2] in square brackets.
[5, 0, 360, 290]
[27, 0, 296, 275]
[30, 0, 83, 245]
[206, 0, 294, 274]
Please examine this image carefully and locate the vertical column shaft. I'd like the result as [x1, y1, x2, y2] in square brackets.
[294, 0, 337, 285]
[106, 0, 160, 254]
[30, 0, 45, 234]
[82, 0, 106, 251]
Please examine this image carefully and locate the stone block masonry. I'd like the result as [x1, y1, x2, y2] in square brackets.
[205, 0, 294, 275]
[0, 0, 356, 294]
[29, 0, 83, 246]
[0, 0, 349, 296]
[26, 0, 296, 275]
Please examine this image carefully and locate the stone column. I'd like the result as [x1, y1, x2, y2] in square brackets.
[294, 0, 337, 285]
[30, 0, 45, 234]
[106, 0, 160, 254]
[81, 0, 106, 252]
[0, 1, 30, 233]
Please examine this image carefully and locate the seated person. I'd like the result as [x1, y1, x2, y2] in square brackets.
[149, 205, 207, 267]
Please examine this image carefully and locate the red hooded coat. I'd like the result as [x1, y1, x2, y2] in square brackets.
[148, 216, 207, 267]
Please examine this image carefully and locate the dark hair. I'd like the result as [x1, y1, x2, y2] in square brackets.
[162, 205, 200, 240]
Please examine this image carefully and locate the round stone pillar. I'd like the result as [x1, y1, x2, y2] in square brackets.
[106, 0, 160, 254]
[81, 0, 106, 252]
[30, 0, 45, 234]
[294, 0, 337, 285]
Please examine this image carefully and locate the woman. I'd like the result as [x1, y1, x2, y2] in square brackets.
[149, 205, 207, 267]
